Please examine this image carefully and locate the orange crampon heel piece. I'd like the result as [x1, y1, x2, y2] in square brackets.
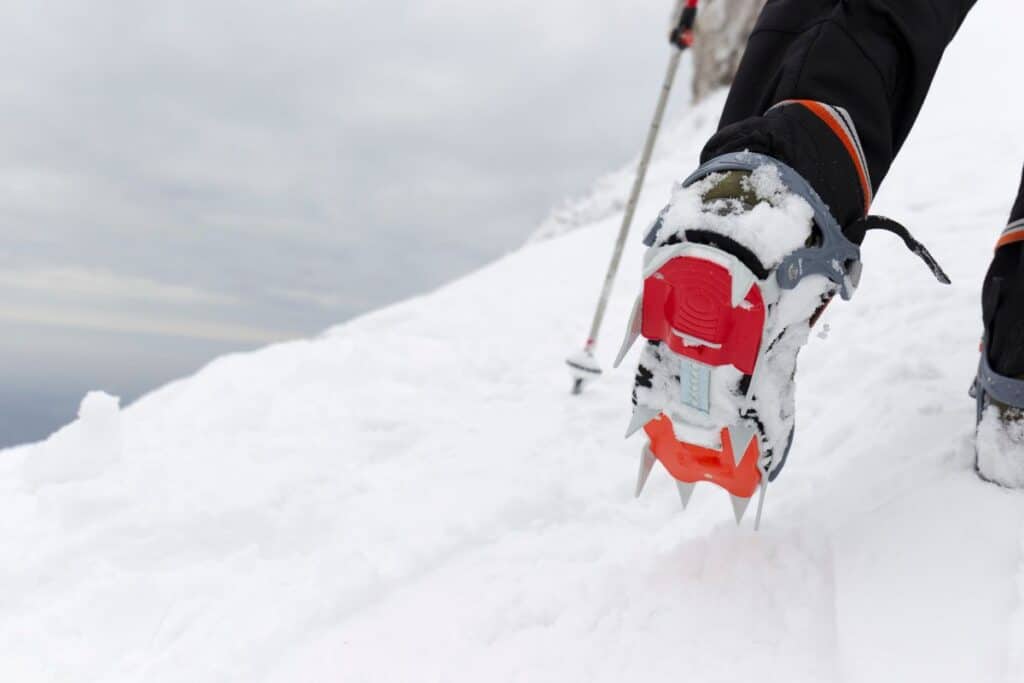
[643, 415, 761, 499]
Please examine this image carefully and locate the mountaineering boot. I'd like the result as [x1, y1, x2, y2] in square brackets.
[974, 228, 1024, 487]
[618, 154, 843, 526]
[618, 150, 949, 526]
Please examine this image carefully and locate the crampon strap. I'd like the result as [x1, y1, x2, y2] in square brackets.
[659, 152, 951, 299]
[845, 215, 951, 285]
[972, 339, 1024, 421]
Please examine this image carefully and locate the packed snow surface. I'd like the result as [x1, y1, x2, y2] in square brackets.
[5, 3, 1024, 681]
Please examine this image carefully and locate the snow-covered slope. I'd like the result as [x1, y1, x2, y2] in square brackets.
[5, 3, 1024, 681]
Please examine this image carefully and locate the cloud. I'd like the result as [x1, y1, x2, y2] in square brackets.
[0, 266, 301, 342]
[0, 1, 678, 321]
[0, 304, 295, 344]
[0, 266, 236, 305]
[0, 0, 688, 446]
[0, 266, 298, 343]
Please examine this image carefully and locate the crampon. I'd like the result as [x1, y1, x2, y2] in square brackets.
[617, 153, 949, 527]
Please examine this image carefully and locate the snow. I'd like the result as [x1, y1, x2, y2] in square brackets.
[5, 2, 1024, 681]
[652, 165, 815, 268]
[977, 405, 1024, 488]
[22, 391, 123, 488]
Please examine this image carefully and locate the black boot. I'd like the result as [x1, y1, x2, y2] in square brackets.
[975, 234, 1024, 487]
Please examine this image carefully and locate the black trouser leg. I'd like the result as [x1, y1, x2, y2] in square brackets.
[983, 168, 1024, 376]
[700, 0, 976, 228]
[1009, 169, 1024, 227]
[695, 0, 1024, 377]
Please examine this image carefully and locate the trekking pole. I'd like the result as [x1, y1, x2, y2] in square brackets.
[566, 0, 698, 395]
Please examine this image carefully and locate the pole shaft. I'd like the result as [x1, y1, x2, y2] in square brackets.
[584, 47, 683, 352]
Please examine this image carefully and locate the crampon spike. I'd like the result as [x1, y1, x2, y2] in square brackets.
[635, 446, 657, 498]
[614, 295, 643, 369]
[625, 405, 660, 439]
[753, 481, 768, 531]
[730, 493, 751, 525]
[676, 481, 696, 510]
[728, 424, 756, 467]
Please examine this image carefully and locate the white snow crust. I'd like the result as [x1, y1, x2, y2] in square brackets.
[652, 164, 815, 268]
[22, 391, 123, 488]
[4, 3, 1024, 681]
[977, 405, 1024, 488]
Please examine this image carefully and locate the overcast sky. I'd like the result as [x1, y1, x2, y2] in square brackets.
[0, 1, 691, 447]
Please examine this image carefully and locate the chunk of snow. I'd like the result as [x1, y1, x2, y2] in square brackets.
[655, 169, 815, 269]
[976, 405, 1024, 488]
[22, 391, 123, 487]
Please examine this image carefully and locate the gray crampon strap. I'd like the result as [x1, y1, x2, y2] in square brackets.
[646, 151, 949, 300]
[973, 345, 1024, 423]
